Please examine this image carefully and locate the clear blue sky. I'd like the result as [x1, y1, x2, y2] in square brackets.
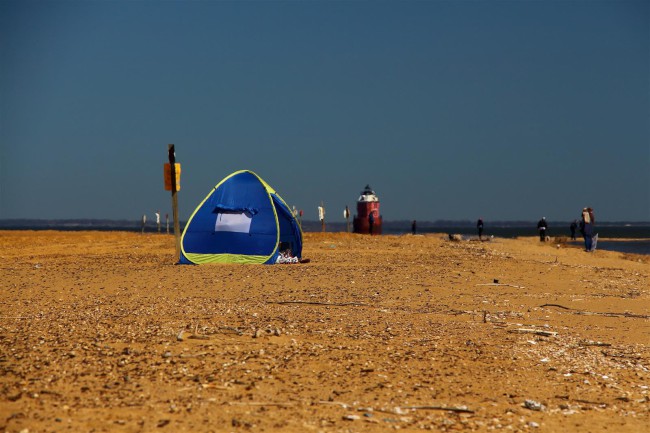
[1, 0, 648, 223]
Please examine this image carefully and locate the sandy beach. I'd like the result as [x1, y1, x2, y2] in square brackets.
[1, 230, 648, 432]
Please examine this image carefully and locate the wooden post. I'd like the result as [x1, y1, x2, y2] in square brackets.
[168, 144, 181, 260]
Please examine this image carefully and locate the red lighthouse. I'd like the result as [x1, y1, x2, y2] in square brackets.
[353, 185, 382, 235]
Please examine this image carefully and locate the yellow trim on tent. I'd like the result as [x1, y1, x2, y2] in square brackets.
[183, 252, 270, 265]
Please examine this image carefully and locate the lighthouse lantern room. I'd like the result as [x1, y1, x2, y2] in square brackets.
[353, 184, 382, 235]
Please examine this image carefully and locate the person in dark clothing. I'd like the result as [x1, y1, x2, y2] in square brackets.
[570, 220, 578, 240]
[537, 217, 548, 241]
[411, 220, 417, 235]
[368, 212, 375, 235]
[477, 218, 484, 240]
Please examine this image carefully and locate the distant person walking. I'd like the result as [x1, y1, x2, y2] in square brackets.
[570, 220, 578, 240]
[581, 207, 595, 251]
[156, 210, 161, 233]
[411, 220, 417, 235]
[537, 217, 548, 242]
[477, 218, 484, 240]
[368, 211, 375, 235]
[141, 214, 147, 234]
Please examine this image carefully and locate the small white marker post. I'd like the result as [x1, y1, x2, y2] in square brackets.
[318, 202, 325, 232]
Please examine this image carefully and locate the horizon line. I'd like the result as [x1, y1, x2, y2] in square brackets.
[1, 218, 649, 225]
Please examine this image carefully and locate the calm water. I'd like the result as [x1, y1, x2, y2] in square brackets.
[569, 240, 650, 255]
[385, 225, 650, 255]
[391, 225, 650, 239]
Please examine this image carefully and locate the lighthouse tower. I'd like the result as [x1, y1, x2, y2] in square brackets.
[353, 185, 382, 235]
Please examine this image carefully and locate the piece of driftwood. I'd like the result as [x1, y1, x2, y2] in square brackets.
[539, 304, 650, 319]
[476, 283, 525, 289]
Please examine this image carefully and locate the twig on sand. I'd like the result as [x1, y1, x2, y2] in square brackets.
[508, 328, 558, 337]
[401, 405, 474, 414]
[578, 340, 611, 347]
[539, 303, 572, 310]
[315, 401, 474, 414]
[201, 383, 231, 390]
[574, 399, 607, 406]
[188, 334, 211, 340]
[179, 352, 209, 358]
[177, 330, 211, 341]
[218, 326, 244, 336]
[539, 304, 650, 319]
[268, 301, 369, 307]
[224, 400, 475, 414]
[476, 283, 525, 289]
[316, 400, 350, 408]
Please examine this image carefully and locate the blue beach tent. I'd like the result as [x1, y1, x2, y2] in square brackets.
[179, 170, 302, 264]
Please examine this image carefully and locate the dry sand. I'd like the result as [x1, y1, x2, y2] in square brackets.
[0, 230, 648, 432]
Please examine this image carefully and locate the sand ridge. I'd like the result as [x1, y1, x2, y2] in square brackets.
[0, 230, 648, 432]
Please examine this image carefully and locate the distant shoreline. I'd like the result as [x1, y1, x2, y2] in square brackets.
[1, 219, 648, 241]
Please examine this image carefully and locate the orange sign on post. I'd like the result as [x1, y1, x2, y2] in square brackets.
[164, 163, 181, 191]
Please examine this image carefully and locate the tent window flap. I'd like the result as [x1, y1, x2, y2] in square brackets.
[214, 212, 252, 233]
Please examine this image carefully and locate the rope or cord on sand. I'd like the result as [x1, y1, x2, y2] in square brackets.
[539, 303, 649, 319]
[268, 300, 369, 307]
